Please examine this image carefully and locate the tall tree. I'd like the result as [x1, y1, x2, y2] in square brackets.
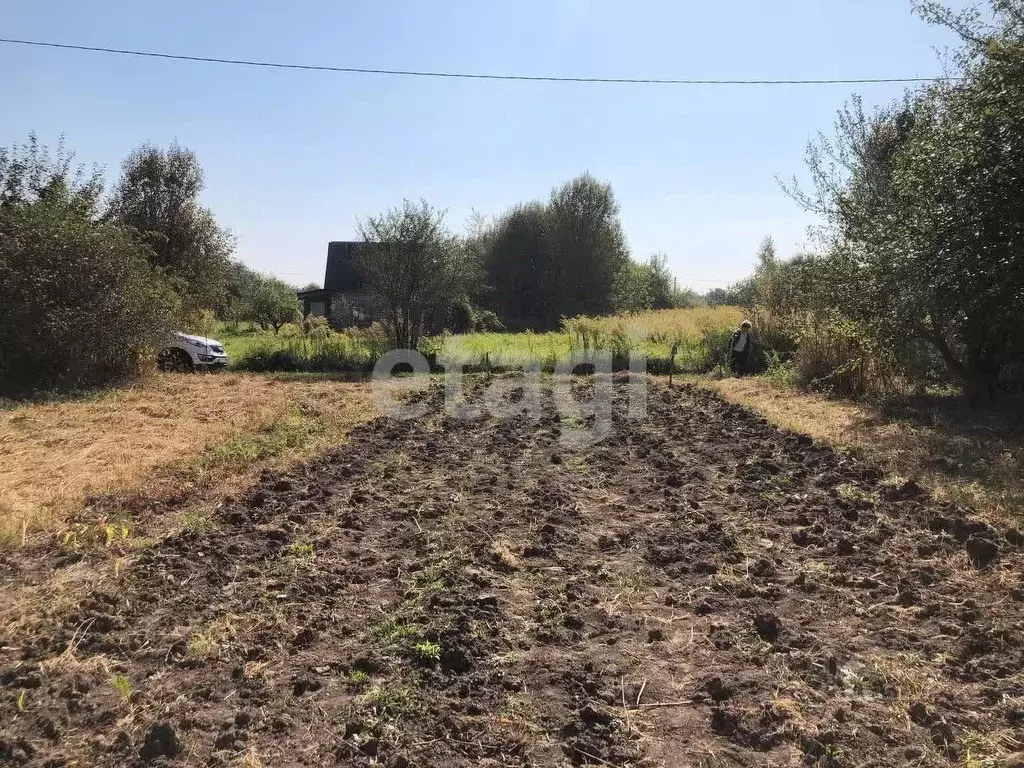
[546, 173, 630, 319]
[783, 1, 1024, 399]
[480, 202, 558, 330]
[358, 199, 477, 349]
[109, 143, 233, 313]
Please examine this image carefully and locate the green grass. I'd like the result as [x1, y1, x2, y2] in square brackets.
[189, 306, 744, 374]
[185, 320, 304, 362]
[188, 403, 329, 476]
[437, 331, 572, 368]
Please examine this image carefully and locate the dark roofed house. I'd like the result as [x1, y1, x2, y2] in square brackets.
[297, 241, 375, 329]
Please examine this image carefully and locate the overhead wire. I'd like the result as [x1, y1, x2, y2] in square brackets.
[0, 38, 960, 86]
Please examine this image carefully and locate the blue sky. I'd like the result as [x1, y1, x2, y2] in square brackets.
[1, 1, 963, 290]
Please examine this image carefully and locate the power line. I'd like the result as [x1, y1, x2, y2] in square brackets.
[0, 37, 960, 86]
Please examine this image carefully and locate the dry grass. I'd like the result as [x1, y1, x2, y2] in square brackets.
[701, 377, 1024, 525]
[0, 372, 376, 540]
[567, 306, 744, 342]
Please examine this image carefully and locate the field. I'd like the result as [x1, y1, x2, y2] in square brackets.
[2, 374, 1023, 767]
[208, 307, 744, 373]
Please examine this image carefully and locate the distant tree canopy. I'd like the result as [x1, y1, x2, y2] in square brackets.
[612, 254, 696, 313]
[109, 143, 234, 315]
[355, 174, 697, 339]
[474, 173, 640, 331]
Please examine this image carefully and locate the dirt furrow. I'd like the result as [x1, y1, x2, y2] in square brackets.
[2, 377, 1022, 768]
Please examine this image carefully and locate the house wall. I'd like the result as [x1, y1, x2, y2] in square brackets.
[327, 291, 375, 329]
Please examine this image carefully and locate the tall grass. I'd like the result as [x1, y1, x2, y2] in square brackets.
[228, 307, 746, 375]
[436, 331, 571, 370]
[438, 307, 743, 373]
[233, 325, 391, 373]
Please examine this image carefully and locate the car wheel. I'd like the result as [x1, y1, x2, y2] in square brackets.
[157, 348, 194, 373]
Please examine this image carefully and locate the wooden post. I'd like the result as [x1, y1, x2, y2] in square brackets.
[669, 342, 678, 387]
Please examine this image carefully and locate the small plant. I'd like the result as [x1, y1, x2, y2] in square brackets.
[357, 686, 415, 719]
[60, 515, 130, 551]
[836, 483, 878, 506]
[371, 617, 421, 645]
[181, 509, 214, 534]
[413, 641, 441, 664]
[287, 542, 315, 560]
[187, 624, 230, 659]
[823, 743, 845, 767]
[111, 674, 132, 703]
[346, 670, 370, 687]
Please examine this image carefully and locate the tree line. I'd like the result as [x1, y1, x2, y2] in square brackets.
[0, 137, 235, 396]
[354, 174, 697, 349]
[0, 136, 690, 395]
[711, 0, 1024, 403]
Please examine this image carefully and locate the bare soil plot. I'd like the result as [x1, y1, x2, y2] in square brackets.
[704, 377, 1024, 525]
[2, 378, 1022, 767]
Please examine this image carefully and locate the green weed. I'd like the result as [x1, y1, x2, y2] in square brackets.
[357, 686, 416, 719]
[413, 641, 441, 664]
[346, 670, 370, 687]
[286, 542, 315, 560]
[836, 483, 878, 505]
[371, 617, 421, 646]
[111, 674, 132, 703]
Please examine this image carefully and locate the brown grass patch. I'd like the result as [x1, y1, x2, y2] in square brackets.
[699, 377, 1024, 524]
[0, 373, 376, 539]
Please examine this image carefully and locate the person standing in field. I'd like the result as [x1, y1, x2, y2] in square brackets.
[729, 320, 755, 376]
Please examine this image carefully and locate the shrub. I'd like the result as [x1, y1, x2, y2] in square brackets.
[473, 308, 505, 333]
[791, 320, 901, 398]
[0, 191, 179, 397]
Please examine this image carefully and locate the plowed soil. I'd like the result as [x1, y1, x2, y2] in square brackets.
[3, 377, 1023, 767]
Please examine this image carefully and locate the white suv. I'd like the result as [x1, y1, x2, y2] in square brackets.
[157, 332, 229, 372]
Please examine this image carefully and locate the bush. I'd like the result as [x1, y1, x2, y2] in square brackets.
[234, 324, 392, 373]
[0, 193, 179, 397]
[473, 308, 505, 333]
[790, 320, 901, 399]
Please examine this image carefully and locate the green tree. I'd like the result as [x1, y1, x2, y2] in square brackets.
[215, 260, 262, 323]
[479, 174, 630, 329]
[0, 137, 179, 396]
[479, 202, 558, 330]
[109, 143, 234, 313]
[783, 1, 1024, 399]
[611, 259, 653, 313]
[645, 253, 678, 309]
[546, 173, 630, 319]
[250, 275, 301, 334]
[357, 199, 478, 349]
[611, 254, 683, 313]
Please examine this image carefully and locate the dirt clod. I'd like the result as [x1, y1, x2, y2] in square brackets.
[754, 613, 783, 643]
[966, 534, 1000, 568]
[140, 723, 182, 762]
